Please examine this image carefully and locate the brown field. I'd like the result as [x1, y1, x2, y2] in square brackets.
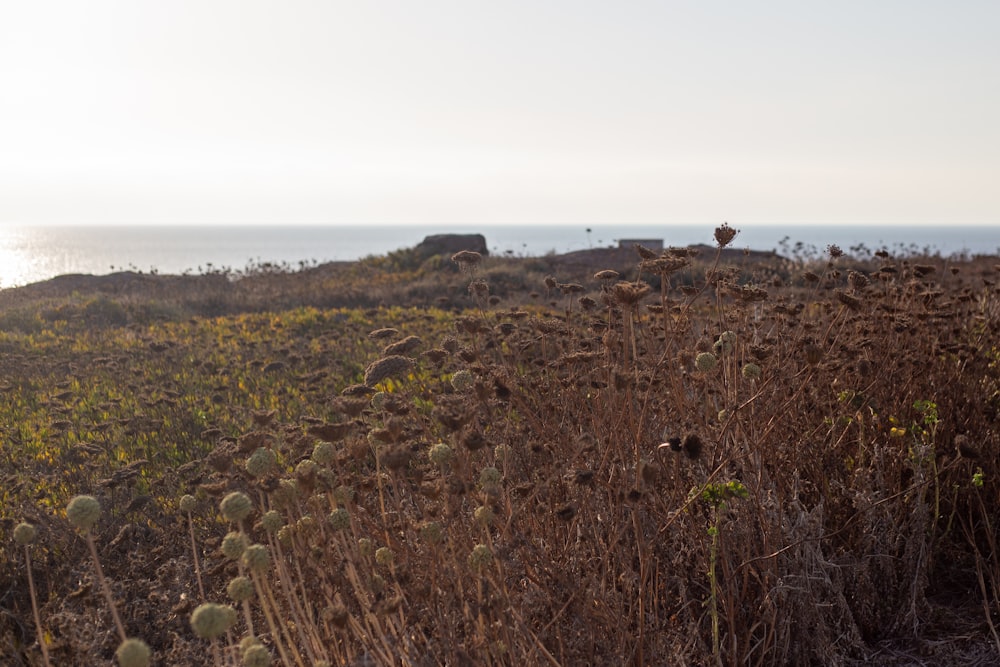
[1, 226, 999, 666]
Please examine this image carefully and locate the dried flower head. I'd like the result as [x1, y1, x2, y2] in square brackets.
[451, 250, 483, 269]
[383, 335, 422, 356]
[611, 281, 652, 306]
[227, 575, 255, 602]
[848, 271, 870, 291]
[594, 269, 620, 281]
[741, 363, 762, 380]
[474, 505, 494, 526]
[714, 223, 738, 248]
[827, 244, 843, 259]
[115, 638, 152, 667]
[368, 327, 399, 340]
[66, 495, 101, 532]
[364, 355, 412, 387]
[682, 434, 703, 460]
[13, 522, 37, 545]
[245, 447, 276, 478]
[220, 492, 253, 523]
[190, 602, 237, 639]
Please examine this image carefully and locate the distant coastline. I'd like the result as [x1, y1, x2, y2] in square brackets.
[0, 224, 996, 288]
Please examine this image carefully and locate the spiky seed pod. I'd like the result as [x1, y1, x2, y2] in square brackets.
[221, 531, 250, 560]
[468, 544, 493, 571]
[741, 363, 762, 380]
[227, 576, 255, 602]
[190, 603, 237, 639]
[261, 510, 284, 533]
[219, 492, 253, 523]
[333, 485, 355, 505]
[363, 355, 412, 387]
[13, 522, 37, 545]
[242, 544, 270, 572]
[295, 459, 318, 480]
[115, 638, 152, 667]
[328, 508, 351, 531]
[714, 223, 738, 247]
[245, 447, 276, 478]
[66, 495, 101, 532]
[695, 352, 718, 372]
[179, 494, 198, 513]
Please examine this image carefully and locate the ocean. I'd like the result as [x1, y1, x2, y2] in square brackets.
[0, 224, 997, 289]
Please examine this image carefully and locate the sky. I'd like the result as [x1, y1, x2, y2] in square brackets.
[1, 1, 998, 227]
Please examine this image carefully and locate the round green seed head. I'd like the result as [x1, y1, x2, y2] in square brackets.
[328, 507, 351, 530]
[190, 602, 237, 639]
[245, 447, 277, 478]
[227, 575, 255, 602]
[695, 352, 718, 372]
[66, 495, 101, 531]
[13, 522, 37, 545]
[261, 510, 284, 533]
[468, 544, 492, 570]
[221, 531, 250, 560]
[333, 485, 355, 505]
[428, 442, 454, 466]
[358, 537, 373, 557]
[451, 369, 475, 393]
[419, 521, 444, 545]
[242, 644, 272, 667]
[115, 637, 152, 667]
[479, 466, 501, 486]
[312, 441, 336, 465]
[474, 505, 494, 526]
[219, 491, 253, 523]
[295, 459, 318, 479]
[276, 525, 294, 547]
[375, 546, 394, 567]
[242, 543, 270, 572]
[741, 363, 762, 380]
[179, 494, 198, 513]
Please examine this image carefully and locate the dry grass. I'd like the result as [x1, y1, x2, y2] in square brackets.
[2, 229, 999, 666]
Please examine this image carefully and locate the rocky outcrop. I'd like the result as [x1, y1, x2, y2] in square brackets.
[412, 234, 489, 261]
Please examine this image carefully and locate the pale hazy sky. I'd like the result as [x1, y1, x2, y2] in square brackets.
[1, 1, 998, 226]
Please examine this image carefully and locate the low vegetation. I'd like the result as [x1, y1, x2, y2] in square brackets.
[1, 226, 998, 665]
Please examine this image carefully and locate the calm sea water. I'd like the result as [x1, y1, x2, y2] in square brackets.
[0, 224, 996, 289]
